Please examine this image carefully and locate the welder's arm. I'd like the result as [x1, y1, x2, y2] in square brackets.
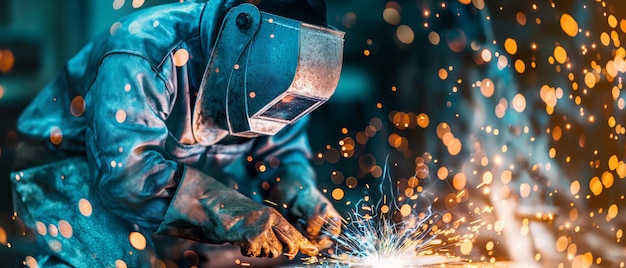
[251, 117, 342, 246]
[156, 165, 318, 258]
[85, 55, 179, 230]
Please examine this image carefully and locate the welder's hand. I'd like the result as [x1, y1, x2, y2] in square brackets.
[156, 166, 318, 259]
[226, 198, 319, 259]
[263, 165, 342, 249]
[288, 186, 342, 249]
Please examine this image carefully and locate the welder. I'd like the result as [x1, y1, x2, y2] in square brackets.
[10, 0, 343, 266]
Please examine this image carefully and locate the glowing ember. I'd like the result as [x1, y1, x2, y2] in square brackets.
[3, 1, 626, 267]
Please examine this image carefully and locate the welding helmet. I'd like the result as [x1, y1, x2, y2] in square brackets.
[192, 3, 345, 145]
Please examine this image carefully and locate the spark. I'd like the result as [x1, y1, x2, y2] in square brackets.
[305, 158, 481, 267]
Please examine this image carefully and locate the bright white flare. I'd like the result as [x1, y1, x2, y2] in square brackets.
[307, 162, 472, 267]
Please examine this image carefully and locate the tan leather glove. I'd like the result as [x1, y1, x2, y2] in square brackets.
[156, 166, 317, 259]
[291, 186, 342, 249]
[265, 165, 342, 249]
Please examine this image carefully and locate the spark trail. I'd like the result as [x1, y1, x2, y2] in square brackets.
[306, 158, 482, 267]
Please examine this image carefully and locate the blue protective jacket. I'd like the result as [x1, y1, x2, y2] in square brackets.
[11, 1, 316, 266]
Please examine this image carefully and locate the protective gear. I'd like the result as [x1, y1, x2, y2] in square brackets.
[12, 0, 324, 232]
[156, 166, 318, 259]
[264, 165, 342, 248]
[193, 3, 345, 145]
[11, 0, 341, 265]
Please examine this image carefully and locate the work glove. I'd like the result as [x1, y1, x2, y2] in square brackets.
[265, 165, 342, 249]
[156, 166, 318, 259]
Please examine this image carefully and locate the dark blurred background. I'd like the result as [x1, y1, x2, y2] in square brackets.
[3, 0, 626, 267]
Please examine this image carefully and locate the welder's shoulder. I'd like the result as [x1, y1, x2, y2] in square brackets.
[92, 2, 205, 68]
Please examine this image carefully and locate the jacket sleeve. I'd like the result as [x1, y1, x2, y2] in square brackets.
[85, 54, 179, 231]
[249, 115, 317, 193]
